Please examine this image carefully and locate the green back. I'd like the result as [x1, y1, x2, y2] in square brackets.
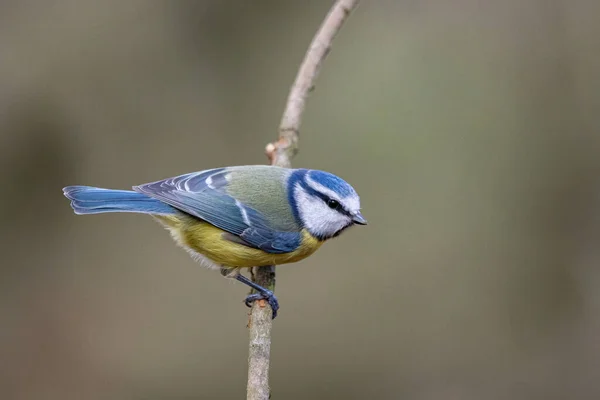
[224, 166, 300, 232]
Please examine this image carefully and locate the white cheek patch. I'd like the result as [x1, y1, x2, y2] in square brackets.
[295, 184, 351, 237]
[305, 174, 360, 211]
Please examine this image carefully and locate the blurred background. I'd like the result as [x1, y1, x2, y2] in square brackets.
[1, 1, 600, 399]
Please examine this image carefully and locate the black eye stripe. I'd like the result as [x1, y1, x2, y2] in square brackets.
[297, 176, 353, 218]
[319, 194, 352, 217]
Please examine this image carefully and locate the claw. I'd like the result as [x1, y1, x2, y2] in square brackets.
[244, 291, 279, 319]
[235, 274, 280, 319]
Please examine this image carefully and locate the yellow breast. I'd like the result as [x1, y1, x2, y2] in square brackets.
[154, 214, 323, 268]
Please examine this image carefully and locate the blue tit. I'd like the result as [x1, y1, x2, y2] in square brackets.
[63, 165, 366, 318]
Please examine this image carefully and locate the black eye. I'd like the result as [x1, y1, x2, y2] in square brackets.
[326, 199, 341, 210]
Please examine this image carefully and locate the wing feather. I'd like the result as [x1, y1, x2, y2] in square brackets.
[133, 168, 302, 254]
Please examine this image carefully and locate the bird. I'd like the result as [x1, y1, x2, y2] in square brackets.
[62, 165, 366, 318]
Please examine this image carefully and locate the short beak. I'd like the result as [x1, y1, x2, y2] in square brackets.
[352, 211, 367, 225]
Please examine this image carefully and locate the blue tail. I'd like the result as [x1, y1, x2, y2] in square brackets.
[63, 186, 176, 215]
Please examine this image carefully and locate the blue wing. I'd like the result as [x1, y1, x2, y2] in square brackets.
[133, 168, 302, 254]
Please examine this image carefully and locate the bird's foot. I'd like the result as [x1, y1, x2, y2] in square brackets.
[234, 273, 279, 319]
[244, 290, 279, 319]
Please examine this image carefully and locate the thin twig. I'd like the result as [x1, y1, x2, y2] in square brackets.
[247, 1, 360, 399]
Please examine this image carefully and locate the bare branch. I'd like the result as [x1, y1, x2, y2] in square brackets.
[265, 0, 359, 168]
[248, 1, 360, 399]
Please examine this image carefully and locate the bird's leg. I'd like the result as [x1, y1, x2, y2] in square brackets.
[220, 267, 279, 319]
[237, 274, 279, 319]
[220, 267, 240, 279]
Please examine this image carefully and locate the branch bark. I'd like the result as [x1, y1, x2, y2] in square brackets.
[247, 1, 359, 399]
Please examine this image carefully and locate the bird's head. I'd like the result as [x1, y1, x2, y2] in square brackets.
[290, 169, 366, 241]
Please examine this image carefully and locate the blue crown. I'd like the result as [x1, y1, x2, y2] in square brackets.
[307, 170, 356, 198]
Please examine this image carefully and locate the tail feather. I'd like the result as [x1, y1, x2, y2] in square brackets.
[63, 186, 176, 215]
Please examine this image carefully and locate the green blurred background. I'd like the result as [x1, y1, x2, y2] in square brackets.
[1, 1, 600, 399]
